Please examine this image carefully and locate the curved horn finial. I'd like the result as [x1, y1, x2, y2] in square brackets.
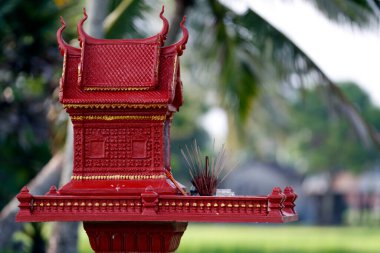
[176, 16, 189, 55]
[159, 5, 169, 45]
[60, 16, 66, 27]
[57, 16, 68, 56]
[57, 16, 81, 56]
[77, 8, 88, 47]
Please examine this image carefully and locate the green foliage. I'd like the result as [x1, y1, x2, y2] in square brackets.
[241, 82, 380, 174]
[288, 83, 380, 173]
[0, 0, 71, 208]
[190, 0, 261, 126]
[12, 223, 47, 253]
[186, 0, 380, 148]
[104, 0, 149, 39]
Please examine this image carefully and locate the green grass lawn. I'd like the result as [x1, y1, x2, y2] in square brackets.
[78, 224, 380, 253]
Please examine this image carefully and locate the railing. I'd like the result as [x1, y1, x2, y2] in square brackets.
[31, 196, 142, 215]
[16, 186, 297, 223]
[158, 196, 268, 216]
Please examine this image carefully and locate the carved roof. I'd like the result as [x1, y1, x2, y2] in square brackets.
[57, 6, 188, 110]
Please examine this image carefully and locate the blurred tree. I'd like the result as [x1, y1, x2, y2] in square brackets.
[0, 0, 80, 252]
[247, 82, 380, 173]
[184, 0, 380, 150]
[0, 0, 59, 209]
[289, 83, 380, 173]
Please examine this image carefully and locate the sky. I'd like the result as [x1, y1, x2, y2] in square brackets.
[203, 0, 380, 140]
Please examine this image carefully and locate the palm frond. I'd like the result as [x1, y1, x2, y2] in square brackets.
[104, 0, 149, 39]
[307, 0, 380, 28]
[229, 5, 380, 148]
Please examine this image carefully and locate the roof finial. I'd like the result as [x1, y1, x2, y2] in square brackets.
[176, 16, 189, 55]
[60, 16, 66, 26]
[57, 16, 68, 56]
[77, 8, 89, 47]
[159, 5, 169, 45]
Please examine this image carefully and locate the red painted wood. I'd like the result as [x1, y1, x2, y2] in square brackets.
[283, 186, 298, 215]
[16, 186, 298, 223]
[83, 221, 187, 253]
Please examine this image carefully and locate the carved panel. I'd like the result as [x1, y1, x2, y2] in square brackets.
[73, 126, 83, 173]
[76, 124, 163, 174]
[132, 140, 147, 158]
[88, 139, 105, 158]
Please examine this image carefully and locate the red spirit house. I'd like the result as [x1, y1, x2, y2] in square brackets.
[16, 7, 298, 253]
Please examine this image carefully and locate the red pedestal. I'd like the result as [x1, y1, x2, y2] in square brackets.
[84, 221, 187, 253]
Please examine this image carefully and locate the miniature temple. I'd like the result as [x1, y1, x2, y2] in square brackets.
[16, 7, 298, 253]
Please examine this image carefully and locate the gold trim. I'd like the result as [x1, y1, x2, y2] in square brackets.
[170, 55, 178, 89]
[70, 115, 166, 121]
[71, 174, 166, 180]
[83, 87, 151, 91]
[63, 103, 167, 109]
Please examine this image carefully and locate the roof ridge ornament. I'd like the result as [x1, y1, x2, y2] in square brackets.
[176, 16, 189, 55]
[162, 16, 189, 56]
[77, 8, 88, 47]
[57, 16, 80, 56]
[159, 5, 169, 45]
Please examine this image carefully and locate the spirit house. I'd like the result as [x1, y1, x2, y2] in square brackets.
[57, 7, 187, 196]
[16, 7, 298, 253]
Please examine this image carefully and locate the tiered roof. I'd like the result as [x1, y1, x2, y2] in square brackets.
[57, 7, 188, 110]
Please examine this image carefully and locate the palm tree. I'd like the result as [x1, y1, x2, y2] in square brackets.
[185, 0, 380, 147]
